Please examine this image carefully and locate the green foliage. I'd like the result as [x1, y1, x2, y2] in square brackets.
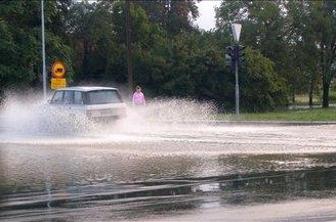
[0, 0, 295, 112]
[217, 1, 290, 81]
[216, 0, 336, 109]
[0, 1, 39, 90]
[131, 30, 236, 111]
[241, 47, 288, 112]
[0, 0, 73, 94]
[135, 0, 200, 35]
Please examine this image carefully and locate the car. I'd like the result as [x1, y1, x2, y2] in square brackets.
[49, 86, 127, 120]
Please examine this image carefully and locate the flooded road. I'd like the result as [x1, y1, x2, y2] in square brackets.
[1, 98, 336, 221]
[2, 121, 336, 221]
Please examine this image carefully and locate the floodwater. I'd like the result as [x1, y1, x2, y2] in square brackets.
[1, 97, 336, 221]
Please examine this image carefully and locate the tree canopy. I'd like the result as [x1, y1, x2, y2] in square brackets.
[2, 0, 336, 111]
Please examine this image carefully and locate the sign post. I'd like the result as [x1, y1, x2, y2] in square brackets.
[41, 0, 47, 99]
[50, 61, 67, 89]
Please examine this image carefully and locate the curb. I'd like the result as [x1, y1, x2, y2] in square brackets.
[211, 120, 336, 126]
[167, 120, 336, 126]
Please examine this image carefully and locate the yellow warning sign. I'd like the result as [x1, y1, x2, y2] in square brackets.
[51, 78, 66, 90]
[51, 61, 66, 78]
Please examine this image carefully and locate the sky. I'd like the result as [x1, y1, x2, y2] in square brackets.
[195, 0, 222, 31]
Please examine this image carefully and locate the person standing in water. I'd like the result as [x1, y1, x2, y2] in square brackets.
[132, 85, 146, 106]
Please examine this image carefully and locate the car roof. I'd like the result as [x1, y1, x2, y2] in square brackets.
[56, 86, 118, 92]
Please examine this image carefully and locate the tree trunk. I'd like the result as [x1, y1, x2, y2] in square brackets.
[308, 76, 314, 108]
[322, 80, 330, 108]
[82, 39, 89, 80]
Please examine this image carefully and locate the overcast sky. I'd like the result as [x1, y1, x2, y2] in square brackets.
[195, 0, 221, 31]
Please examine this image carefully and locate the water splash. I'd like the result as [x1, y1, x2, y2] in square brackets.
[0, 93, 217, 138]
[0, 93, 95, 137]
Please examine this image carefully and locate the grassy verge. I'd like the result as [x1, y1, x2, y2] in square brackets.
[217, 108, 336, 122]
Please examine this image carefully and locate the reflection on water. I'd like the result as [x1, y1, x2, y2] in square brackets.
[2, 141, 336, 221]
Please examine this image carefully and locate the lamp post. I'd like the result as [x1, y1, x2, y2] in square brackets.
[231, 23, 242, 115]
[41, 0, 47, 100]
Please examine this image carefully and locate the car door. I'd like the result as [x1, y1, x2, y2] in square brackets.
[72, 91, 85, 116]
[50, 90, 64, 105]
[63, 90, 74, 113]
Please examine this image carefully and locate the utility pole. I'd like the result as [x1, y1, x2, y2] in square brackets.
[41, 0, 47, 100]
[126, 0, 133, 96]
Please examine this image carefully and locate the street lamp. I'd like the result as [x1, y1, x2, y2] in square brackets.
[231, 23, 242, 43]
[231, 23, 242, 115]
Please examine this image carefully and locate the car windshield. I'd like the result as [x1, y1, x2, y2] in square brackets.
[50, 91, 64, 104]
[86, 90, 121, 104]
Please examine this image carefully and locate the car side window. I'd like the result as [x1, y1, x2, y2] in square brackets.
[63, 91, 74, 104]
[51, 91, 64, 104]
[74, 91, 83, 105]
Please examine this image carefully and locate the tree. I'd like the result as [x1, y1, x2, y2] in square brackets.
[241, 47, 288, 112]
[216, 1, 292, 100]
[216, 0, 289, 111]
[285, 1, 319, 107]
[0, 0, 73, 97]
[309, 1, 336, 108]
[0, 0, 294, 112]
[134, 0, 200, 35]
[216, 0, 336, 108]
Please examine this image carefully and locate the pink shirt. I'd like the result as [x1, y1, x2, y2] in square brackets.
[132, 91, 146, 105]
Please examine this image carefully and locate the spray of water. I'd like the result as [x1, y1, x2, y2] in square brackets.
[0, 93, 217, 138]
[0, 93, 94, 137]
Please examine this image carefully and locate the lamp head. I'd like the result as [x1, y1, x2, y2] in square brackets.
[231, 23, 242, 42]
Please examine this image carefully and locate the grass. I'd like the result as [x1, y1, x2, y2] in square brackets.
[217, 108, 336, 122]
